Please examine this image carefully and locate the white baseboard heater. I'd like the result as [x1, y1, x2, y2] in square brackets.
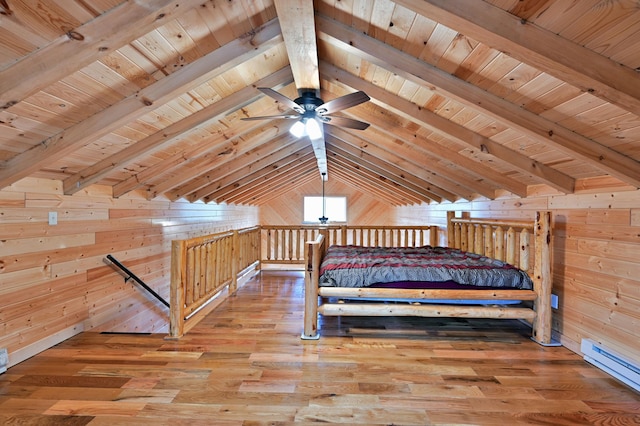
[581, 339, 640, 392]
[0, 348, 7, 374]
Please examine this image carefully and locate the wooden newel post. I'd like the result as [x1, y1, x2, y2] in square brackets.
[230, 230, 239, 294]
[532, 211, 553, 345]
[446, 211, 455, 246]
[169, 239, 187, 339]
[302, 234, 323, 339]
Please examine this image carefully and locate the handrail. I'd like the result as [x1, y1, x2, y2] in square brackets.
[261, 224, 438, 266]
[105, 254, 170, 308]
[169, 226, 261, 338]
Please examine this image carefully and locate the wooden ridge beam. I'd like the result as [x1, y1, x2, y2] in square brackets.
[273, 0, 320, 92]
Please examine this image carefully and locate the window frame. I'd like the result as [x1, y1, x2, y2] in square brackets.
[302, 195, 347, 224]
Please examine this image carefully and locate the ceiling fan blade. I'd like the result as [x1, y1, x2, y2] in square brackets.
[257, 87, 304, 113]
[316, 91, 370, 114]
[241, 114, 300, 121]
[321, 115, 370, 130]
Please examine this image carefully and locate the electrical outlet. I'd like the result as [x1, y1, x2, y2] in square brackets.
[551, 294, 559, 309]
[48, 211, 58, 225]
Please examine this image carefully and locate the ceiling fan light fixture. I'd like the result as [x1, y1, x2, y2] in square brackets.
[305, 117, 323, 140]
[289, 117, 323, 140]
[289, 120, 305, 138]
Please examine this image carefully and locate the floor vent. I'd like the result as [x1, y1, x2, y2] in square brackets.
[581, 339, 640, 392]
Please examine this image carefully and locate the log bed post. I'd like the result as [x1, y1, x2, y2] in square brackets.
[302, 234, 324, 339]
[532, 211, 553, 345]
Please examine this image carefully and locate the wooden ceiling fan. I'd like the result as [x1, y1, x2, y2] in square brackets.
[242, 0, 370, 179]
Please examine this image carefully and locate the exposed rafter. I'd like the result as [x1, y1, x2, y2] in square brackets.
[317, 15, 640, 188]
[393, 0, 640, 116]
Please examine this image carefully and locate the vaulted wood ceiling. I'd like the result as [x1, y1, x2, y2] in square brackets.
[1, 0, 639, 206]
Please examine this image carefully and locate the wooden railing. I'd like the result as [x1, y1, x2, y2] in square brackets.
[169, 226, 260, 338]
[261, 224, 439, 266]
[447, 212, 535, 275]
[169, 224, 437, 338]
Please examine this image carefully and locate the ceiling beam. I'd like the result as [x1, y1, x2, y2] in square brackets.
[226, 157, 318, 205]
[63, 67, 294, 194]
[327, 150, 426, 204]
[328, 113, 500, 200]
[273, 0, 327, 181]
[317, 14, 640, 188]
[205, 151, 315, 204]
[189, 138, 311, 202]
[0, 0, 205, 110]
[0, 18, 283, 191]
[328, 161, 418, 205]
[273, 0, 320, 92]
[326, 138, 443, 203]
[112, 99, 296, 199]
[320, 62, 565, 194]
[324, 126, 480, 200]
[393, 0, 640, 116]
[149, 127, 298, 200]
[250, 171, 319, 206]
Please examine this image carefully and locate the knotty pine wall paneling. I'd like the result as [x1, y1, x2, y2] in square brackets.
[0, 178, 258, 367]
[260, 178, 393, 225]
[394, 181, 640, 364]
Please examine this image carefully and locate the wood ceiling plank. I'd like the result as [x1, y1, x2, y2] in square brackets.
[394, 0, 640, 116]
[328, 151, 426, 204]
[205, 151, 315, 204]
[320, 64, 533, 197]
[63, 67, 294, 194]
[0, 0, 205, 110]
[326, 138, 443, 203]
[0, 18, 283, 191]
[184, 137, 309, 202]
[326, 126, 479, 201]
[317, 15, 640, 188]
[227, 157, 317, 205]
[148, 127, 298, 201]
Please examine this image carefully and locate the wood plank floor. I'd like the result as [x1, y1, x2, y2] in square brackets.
[1, 270, 639, 425]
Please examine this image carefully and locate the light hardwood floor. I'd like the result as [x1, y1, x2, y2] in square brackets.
[1, 270, 639, 425]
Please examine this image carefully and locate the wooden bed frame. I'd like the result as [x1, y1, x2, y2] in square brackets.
[302, 211, 554, 346]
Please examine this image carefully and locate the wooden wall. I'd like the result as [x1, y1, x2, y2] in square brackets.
[394, 180, 640, 364]
[0, 178, 258, 367]
[260, 178, 393, 225]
